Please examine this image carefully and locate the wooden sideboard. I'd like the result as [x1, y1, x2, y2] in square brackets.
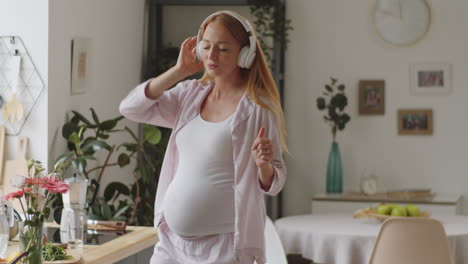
[311, 193, 463, 215]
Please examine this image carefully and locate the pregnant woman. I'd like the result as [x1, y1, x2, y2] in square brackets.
[120, 10, 287, 264]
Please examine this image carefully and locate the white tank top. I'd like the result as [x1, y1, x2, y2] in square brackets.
[164, 114, 235, 236]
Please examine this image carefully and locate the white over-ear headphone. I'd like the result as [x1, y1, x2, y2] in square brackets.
[196, 10, 257, 69]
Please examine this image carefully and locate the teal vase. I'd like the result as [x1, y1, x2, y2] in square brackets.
[326, 141, 343, 193]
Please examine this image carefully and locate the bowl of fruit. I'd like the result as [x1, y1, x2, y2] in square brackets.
[353, 203, 430, 221]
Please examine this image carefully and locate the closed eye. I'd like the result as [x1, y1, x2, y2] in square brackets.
[202, 46, 228, 52]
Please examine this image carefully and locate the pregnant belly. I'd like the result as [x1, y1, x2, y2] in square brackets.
[164, 176, 235, 236]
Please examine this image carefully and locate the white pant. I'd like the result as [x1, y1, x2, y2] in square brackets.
[150, 222, 254, 264]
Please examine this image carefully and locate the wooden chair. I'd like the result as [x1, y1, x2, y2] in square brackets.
[369, 217, 454, 264]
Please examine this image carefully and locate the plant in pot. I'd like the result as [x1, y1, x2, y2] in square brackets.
[248, 0, 293, 68]
[4, 160, 69, 264]
[52, 108, 162, 225]
[316, 77, 351, 193]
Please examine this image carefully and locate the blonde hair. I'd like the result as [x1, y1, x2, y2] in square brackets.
[198, 12, 288, 153]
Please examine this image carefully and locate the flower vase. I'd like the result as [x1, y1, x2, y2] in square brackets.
[19, 221, 43, 264]
[326, 141, 343, 193]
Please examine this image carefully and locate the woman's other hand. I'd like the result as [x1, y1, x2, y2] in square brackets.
[175, 36, 204, 77]
[251, 128, 274, 168]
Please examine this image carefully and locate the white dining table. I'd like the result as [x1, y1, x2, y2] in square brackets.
[275, 213, 468, 264]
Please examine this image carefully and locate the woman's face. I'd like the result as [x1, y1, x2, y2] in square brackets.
[199, 21, 242, 79]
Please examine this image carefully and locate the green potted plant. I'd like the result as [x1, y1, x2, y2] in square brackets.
[4, 160, 69, 264]
[316, 77, 351, 193]
[53, 108, 162, 225]
[248, 0, 293, 68]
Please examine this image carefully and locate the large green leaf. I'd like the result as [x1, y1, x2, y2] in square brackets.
[70, 115, 80, 125]
[117, 143, 138, 152]
[90, 107, 100, 125]
[81, 137, 95, 147]
[72, 158, 87, 175]
[76, 125, 87, 142]
[316, 97, 326, 110]
[97, 132, 110, 139]
[71, 110, 96, 128]
[89, 213, 102, 221]
[118, 153, 130, 167]
[99, 117, 123, 131]
[81, 138, 96, 155]
[62, 123, 79, 141]
[113, 204, 131, 218]
[54, 152, 74, 165]
[101, 203, 112, 219]
[82, 140, 111, 152]
[43, 207, 51, 219]
[83, 155, 96, 160]
[114, 116, 125, 122]
[143, 125, 161, 144]
[91, 204, 100, 216]
[99, 120, 116, 131]
[104, 182, 130, 202]
[69, 132, 80, 145]
[117, 200, 128, 210]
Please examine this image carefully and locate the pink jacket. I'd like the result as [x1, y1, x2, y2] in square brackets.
[119, 79, 286, 263]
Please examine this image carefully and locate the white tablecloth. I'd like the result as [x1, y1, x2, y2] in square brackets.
[275, 214, 468, 264]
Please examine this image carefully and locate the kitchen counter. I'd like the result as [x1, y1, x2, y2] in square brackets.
[5, 225, 158, 264]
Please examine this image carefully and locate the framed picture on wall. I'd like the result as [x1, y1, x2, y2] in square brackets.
[410, 63, 451, 95]
[359, 80, 385, 115]
[71, 37, 92, 95]
[398, 109, 433, 135]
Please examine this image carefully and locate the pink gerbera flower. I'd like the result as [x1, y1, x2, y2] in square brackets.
[41, 175, 69, 194]
[3, 190, 24, 200]
[3, 187, 33, 201]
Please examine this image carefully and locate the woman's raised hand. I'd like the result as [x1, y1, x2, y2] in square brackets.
[175, 36, 204, 77]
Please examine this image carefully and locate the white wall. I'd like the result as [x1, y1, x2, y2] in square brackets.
[48, 0, 146, 189]
[284, 0, 468, 216]
[0, 0, 49, 173]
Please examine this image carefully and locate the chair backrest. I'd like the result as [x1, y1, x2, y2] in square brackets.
[369, 217, 454, 264]
[264, 216, 288, 264]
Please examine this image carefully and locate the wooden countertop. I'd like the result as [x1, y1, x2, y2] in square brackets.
[5, 225, 158, 264]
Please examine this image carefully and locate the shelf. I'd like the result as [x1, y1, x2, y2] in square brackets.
[313, 193, 461, 205]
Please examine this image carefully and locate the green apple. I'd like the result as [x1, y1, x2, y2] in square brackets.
[391, 206, 408, 217]
[376, 204, 392, 215]
[386, 203, 397, 209]
[406, 204, 421, 217]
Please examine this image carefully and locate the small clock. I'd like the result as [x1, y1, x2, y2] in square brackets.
[360, 174, 378, 195]
[373, 0, 431, 46]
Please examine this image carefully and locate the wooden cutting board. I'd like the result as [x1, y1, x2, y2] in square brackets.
[2, 136, 28, 212]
